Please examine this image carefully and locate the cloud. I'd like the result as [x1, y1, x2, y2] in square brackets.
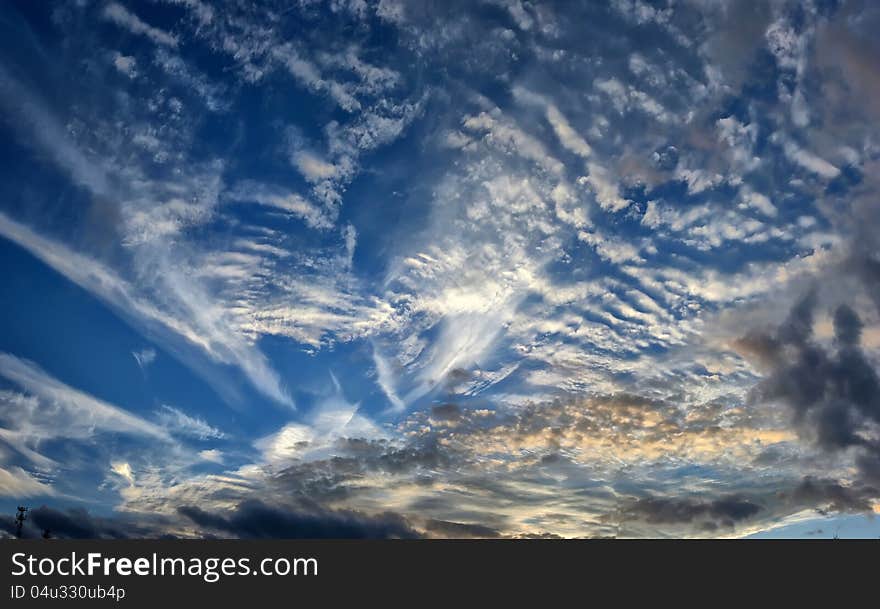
[292, 150, 339, 182]
[256, 374, 384, 465]
[156, 405, 226, 440]
[177, 500, 420, 539]
[226, 181, 333, 230]
[111, 461, 136, 486]
[424, 519, 501, 538]
[3, 0, 880, 539]
[785, 477, 877, 515]
[777, 136, 840, 179]
[716, 116, 760, 173]
[462, 111, 564, 175]
[0, 505, 170, 539]
[274, 46, 361, 112]
[582, 164, 630, 212]
[198, 449, 224, 464]
[102, 3, 178, 48]
[372, 347, 406, 411]
[0, 352, 170, 442]
[0, 467, 55, 498]
[154, 49, 229, 112]
[741, 188, 777, 217]
[0, 212, 293, 407]
[593, 77, 674, 124]
[161, 0, 214, 26]
[738, 291, 880, 487]
[577, 230, 643, 264]
[619, 495, 763, 530]
[0, 65, 111, 195]
[132, 347, 157, 370]
[111, 53, 137, 78]
[512, 87, 592, 158]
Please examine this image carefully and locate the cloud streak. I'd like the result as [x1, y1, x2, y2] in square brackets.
[0, 352, 170, 442]
[0, 212, 293, 407]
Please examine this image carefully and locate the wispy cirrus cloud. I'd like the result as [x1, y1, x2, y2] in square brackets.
[0, 211, 293, 408]
[101, 2, 178, 48]
[156, 405, 226, 441]
[0, 352, 170, 442]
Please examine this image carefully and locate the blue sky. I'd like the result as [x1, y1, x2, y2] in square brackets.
[1, 0, 880, 539]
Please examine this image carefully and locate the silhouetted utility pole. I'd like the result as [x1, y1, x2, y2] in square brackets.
[14, 506, 28, 538]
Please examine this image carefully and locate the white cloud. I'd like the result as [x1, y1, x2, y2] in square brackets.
[256, 374, 385, 465]
[791, 87, 809, 127]
[155, 49, 229, 112]
[102, 3, 178, 48]
[675, 166, 726, 194]
[550, 182, 590, 228]
[582, 163, 630, 212]
[111, 461, 135, 486]
[0, 212, 293, 407]
[112, 53, 138, 78]
[765, 19, 805, 73]
[642, 200, 710, 231]
[402, 308, 516, 405]
[0, 353, 170, 442]
[318, 48, 401, 95]
[0, 466, 55, 498]
[372, 347, 406, 411]
[546, 104, 592, 158]
[741, 188, 778, 217]
[132, 347, 156, 370]
[0, 66, 111, 196]
[578, 230, 644, 264]
[484, 0, 533, 30]
[285, 93, 425, 217]
[780, 137, 840, 179]
[612, 0, 671, 26]
[376, 0, 406, 23]
[156, 405, 225, 440]
[717, 116, 760, 173]
[292, 151, 339, 182]
[462, 111, 564, 174]
[227, 181, 333, 230]
[594, 78, 674, 123]
[512, 86, 593, 158]
[198, 449, 224, 464]
[273, 45, 361, 112]
[343, 224, 357, 267]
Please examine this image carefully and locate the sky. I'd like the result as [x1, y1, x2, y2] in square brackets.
[1, 0, 880, 539]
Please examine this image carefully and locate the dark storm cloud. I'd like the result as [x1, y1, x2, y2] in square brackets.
[620, 495, 762, 530]
[514, 532, 565, 539]
[784, 477, 877, 515]
[430, 403, 462, 421]
[0, 505, 172, 539]
[328, 437, 455, 473]
[738, 289, 880, 487]
[177, 499, 420, 539]
[261, 437, 461, 507]
[0, 514, 40, 539]
[1, 501, 420, 540]
[424, 519, 501, 538]
[374, 440, 454, 474]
